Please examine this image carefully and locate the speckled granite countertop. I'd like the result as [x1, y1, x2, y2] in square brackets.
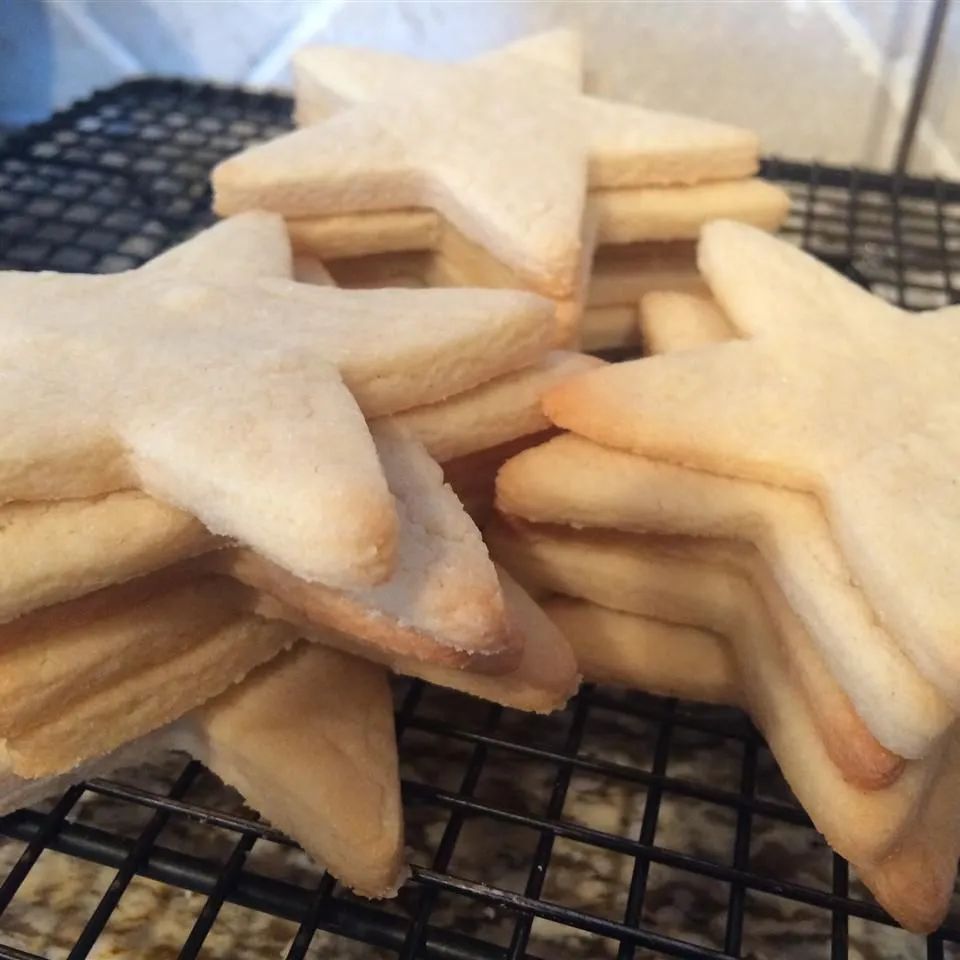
[0, 684, 949, 959]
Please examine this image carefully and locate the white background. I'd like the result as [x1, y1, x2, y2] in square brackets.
[1, 0, 958, 176]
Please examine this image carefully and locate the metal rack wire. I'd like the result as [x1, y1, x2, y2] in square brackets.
[0, 79, 958, 960]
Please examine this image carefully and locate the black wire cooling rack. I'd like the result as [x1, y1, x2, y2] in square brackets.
[0, 79, 959, 960]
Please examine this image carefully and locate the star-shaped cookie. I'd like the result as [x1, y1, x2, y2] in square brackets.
[0, 212, 554, 587]
[182, 641, 406, 899]
[517, 529, 960, 935]
[543, 221, 960, 703]
[213, 34, 758, 301]
[0, 640, 406, 899]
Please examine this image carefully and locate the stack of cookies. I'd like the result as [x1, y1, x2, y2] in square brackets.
[492, 220, 960, 934]
[211, 30, 789, 352]
[12, 25, 942, 939]
[0, 210, 593, 897]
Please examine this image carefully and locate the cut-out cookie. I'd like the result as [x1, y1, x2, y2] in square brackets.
[543, 222, 960, 704]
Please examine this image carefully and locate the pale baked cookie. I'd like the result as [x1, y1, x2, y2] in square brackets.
[208, 424, 513, 666]
[486, 518, 944, 871]
[541, 597, 740, 706]
[856, 732, 960, 934]
[0, 571, 296, 777]
[591, 178, 790, 245]
[0, 342, 599, 663]
[0, 426, 514, 664]
[486, 517, 903, 790]
[296, 567, 580, 715]
[518, 590, 960, 933]
[496, 434, 952, 759]
[0, 493, 214, 625]
[287, 210, 440, 261]
[181, 642, 405, 899]
[543, 222, 960, 705]
[0, 641, 407, 898]
[225, 33, 788, 349]
[217, 41, 756, 291]
[0, 214, 558, 589]
[214, 31, 761, 339]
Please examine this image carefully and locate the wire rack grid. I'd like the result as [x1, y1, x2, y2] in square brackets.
[0, 79, 958, 960]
